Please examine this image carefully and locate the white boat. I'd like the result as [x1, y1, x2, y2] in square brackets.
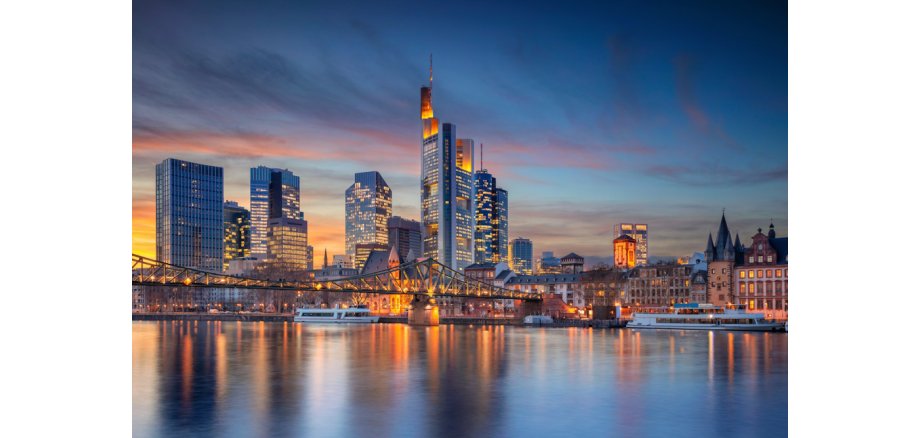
[626, 303, 786, 332]
[294, 307, 379, 324]
[523, 315, 554, 325]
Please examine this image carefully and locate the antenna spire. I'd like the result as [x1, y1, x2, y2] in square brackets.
[429, 53, 433, 90]
[480, 143, 484, 171]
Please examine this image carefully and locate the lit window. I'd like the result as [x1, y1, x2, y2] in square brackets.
[749, 256, 754, 263]
[740, 271, 746, 279]
[757, 270, 764, 278]
[766, 270, 773, 278]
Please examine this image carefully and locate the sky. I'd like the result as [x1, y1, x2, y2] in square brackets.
[132, 0, 788, 266]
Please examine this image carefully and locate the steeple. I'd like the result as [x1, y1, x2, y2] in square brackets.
[715, 210, 732, 254]
[734, 233, 742, 252]
[388, 245, 401, 268]
[705, 233, 715, 262]
[323, 248, 328, 269]
[768, 220, 776, 239]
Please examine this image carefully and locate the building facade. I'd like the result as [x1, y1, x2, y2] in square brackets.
[419, 66, 475, 271]
[733, 223, 789, 320]
[613, 234, 637, 269]
[615, 223, 649, 266]
[222, 201, 251, 271]
[354, 242, 388, 272]
[704, 213, 745, 306]
[626, 264, 693, 307]
[560, 252, 585, 274]
[511, 237, 533, 275]
[266, 217, 310, 271]
[388, 216, 422, 262]
[155, 158, 224, 272]
[250, 166, 302, 258]
[345, 171, 392, 267]
[332, 254, 353, 269]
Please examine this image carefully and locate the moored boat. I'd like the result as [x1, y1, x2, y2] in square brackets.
[294, 306, 379, 324]
[626, 303, 785, 332]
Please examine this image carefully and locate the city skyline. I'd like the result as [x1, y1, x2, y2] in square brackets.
[132, 0, 787, 265]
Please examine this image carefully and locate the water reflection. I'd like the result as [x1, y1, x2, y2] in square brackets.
[133, 323, 787, 437]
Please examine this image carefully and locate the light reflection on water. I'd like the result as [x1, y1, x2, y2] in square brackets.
[133, 322, 787, 437]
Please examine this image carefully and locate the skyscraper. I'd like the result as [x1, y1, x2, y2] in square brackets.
[345, 171, 392, 269]
[419, 60, 475, 271]
[223, 200, 251, 271]
[511, 237, 533, 275]
[388, 216, 422, 262]
[250, 166, 302, 258]
[155, 158, 223, 272]
[614, 223, 649, 266]
[474, 165, 510, 265]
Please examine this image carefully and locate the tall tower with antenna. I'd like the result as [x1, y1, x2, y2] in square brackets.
[419, 56, 475, 270]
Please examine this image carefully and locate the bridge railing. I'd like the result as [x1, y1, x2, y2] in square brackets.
[132, 254, 541, 301]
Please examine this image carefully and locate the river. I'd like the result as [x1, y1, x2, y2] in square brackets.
[133, 321, 787, 437]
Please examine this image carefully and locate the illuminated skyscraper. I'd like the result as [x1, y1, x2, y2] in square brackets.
[155, 158, 224, 272]
[474, 166, 510, 265]
[346, 171, 392, 269]
[419, 59, 475, 271]
[223, 201, 251, 271]
[250, 166, 303, 258]
[511, 237, 533, 275]
[614, 223, 649, 266]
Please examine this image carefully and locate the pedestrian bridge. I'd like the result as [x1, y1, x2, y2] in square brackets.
[132, 254, 541, 302]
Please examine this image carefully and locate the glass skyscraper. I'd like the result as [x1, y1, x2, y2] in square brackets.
[345, 171, 392, 269]
[419, 66, 475, 271]
[474, 169, 510, 265]
[267, 217, 309, 271]
[250, 166, 303, 258]
[155, 158, 224, 272]
[614, 223, 649, 266]
[223, 200, 251, 271]
[511, 237, 534, 275]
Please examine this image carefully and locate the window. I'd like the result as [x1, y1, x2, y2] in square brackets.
[767, 255, 773, 263]
[776, 269, 782, 277]
[740, 270, 747, 279]
[740, 283, 746, 293]
[758, 255, 764, 263]
[757, 270, 764, 278]
[749, 256, 754, 263]
[766, 270, 773, 278]
[748, 270, 754, 278]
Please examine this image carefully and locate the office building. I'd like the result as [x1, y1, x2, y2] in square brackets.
[345, 171, 392, 266]
[614, 223, 649, 266]
[155, 158, 223, 272]
[538, 251, 562, 274]
[511, 237, 533, 275]
[355, 242, 388, 272]
[419, 60, 475, 271]
[332, 254, 353, 269]
[250, 166, 303, 258]
[388, 216, 422, 262]
[223, 201, 251, 271]
[474, 166, 510, 265]
[266, 217, 309, 271]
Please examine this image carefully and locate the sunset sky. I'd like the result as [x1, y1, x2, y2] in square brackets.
[132, 0, 788, 265]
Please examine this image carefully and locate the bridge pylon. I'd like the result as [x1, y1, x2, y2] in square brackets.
[407, 294, 439, 326]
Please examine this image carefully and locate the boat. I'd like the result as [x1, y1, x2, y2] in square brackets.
[293, 306, 379, 324]
[523, 315, 554, 325]
[626, 303, 786, 332]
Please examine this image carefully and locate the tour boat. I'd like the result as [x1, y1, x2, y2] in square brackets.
[626, 303, 786, 332]
[523, 315, 554, 325]
[294, 307, 379, 324]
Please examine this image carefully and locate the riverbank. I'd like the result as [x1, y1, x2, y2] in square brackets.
[131, 312, 626, 327]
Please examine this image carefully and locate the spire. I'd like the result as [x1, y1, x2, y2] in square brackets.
[705, 233, 715, 262]
[480, 143, 484, 171]
[734, 233, 743, 252]
[323, 248, 328, 269]
[715, 211, 731, 253]
[768, 220, 776, 239]
[429, 53, 433, 90]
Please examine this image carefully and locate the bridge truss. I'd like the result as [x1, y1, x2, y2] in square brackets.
[132, 254, 541, 301]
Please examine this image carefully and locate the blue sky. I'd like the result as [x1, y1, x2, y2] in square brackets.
[132, 0, 788, 264]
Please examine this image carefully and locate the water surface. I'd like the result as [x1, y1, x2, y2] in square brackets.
[133, 321, 787, 437]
